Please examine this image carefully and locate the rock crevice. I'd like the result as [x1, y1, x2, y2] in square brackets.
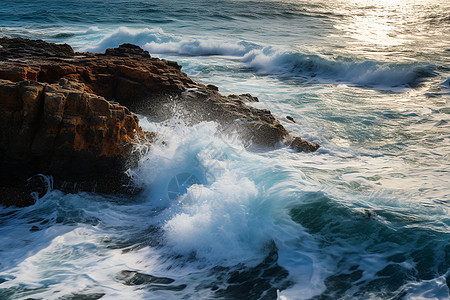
[0, 77, 153, 206]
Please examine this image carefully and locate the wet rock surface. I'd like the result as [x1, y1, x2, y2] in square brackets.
[0, 37, 319, 206]
[116, 270, 175, 286]
[116, 270, 187, 291]
[0, 78, 153, 205]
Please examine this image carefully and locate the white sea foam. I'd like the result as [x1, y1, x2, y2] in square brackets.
[143, 39, 248, 56]
[84, 26, 101, 34]
[401, 274, 450, 300]
[1, 116, 448, 299]
[83, 27, 169, 53]
[83, 26, 249, 56]
[129, 119, 330, 295]
[1, 0, 449, 297]
[0, 118, 328, 299]
[241, 48, 436, 87]
[86, 27, 435, 88]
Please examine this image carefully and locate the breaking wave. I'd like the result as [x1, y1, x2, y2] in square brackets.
[87, 27, 436, 88]
[241, 48, 436, 87]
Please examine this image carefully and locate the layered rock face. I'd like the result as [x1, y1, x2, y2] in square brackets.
[0, 38, 195, 110]
[0, 78, 151, 206]
[0, 37, 319, 206]
[0, 37, 318, 150]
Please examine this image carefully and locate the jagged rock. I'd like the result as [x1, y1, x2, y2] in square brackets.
[116, 270, 175, 286]
[0, 78, 153, 206]
[105, 43, 151, 58]
[0, 37, 74, 59]
[206, 84, 219, 91]
[0, 36, 196, 111]
[179, 88, 288, 147]
[285, 136, 320, 152]
[0, 37, 318, 152]
[177, 88, 319, 151]
[227, 93, 259, 102]
[0, 37, 320, 206]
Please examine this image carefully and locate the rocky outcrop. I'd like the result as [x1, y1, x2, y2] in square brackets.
[0, 37, 319, 206]
[0, 37, 318, 151]
[0, 38, 195, 110]
[177, 87, 289, 147]
[0, 37, 75, 58]
[0, 78, 153, 206]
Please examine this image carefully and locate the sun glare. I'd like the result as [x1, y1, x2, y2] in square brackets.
[329, 0, 446, 61]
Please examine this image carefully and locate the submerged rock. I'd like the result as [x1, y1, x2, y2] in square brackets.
[115, 270, 187, 291]
[59, 293, 105, 300]
[285, 136, 320, 152]
[116, 270, 175, 285]
[286, 115, 296, 123]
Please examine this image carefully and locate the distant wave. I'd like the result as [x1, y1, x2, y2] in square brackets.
[241, 48, 436, 87]
[143, 40, 251, 56]
[2, 25, 102, 41]
[84, 26, 101, 34]
[84, 27, 253, 56]
[84, 27, 172, 53]
[87, 27, 436, 88]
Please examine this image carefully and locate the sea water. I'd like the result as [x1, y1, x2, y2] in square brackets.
[0, 0, 449, 299]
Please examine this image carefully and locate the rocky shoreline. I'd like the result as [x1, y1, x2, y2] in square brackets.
[0, 37, 319, 207]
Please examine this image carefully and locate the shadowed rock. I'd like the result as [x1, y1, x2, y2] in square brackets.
[0, 37, 319, 206]
[116, 270, 175, 285]
[105, 43, 151, 58]
[0, 37, 74, 59]
[59, 293, 105, 300]
[0, 37, 318, 152]
[0, 78, 154, 206]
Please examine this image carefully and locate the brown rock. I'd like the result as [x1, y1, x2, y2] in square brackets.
[0, 78, 153, 206]
[285, 136, 320, 152]
[227, 93, 259, 102]
[0, 37, 319, 150]
[105, 43, 151, 58]
[0, 37, 320, 205]
[0, 37, 74, 58]
[0, 37, 196, 112]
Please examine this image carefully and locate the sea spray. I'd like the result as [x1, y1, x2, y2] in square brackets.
[130, 118, 330, 297]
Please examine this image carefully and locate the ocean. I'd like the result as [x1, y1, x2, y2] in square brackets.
[0, 0, 449, 299]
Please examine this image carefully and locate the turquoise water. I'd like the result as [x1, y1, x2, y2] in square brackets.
[0, 0, 449, 299]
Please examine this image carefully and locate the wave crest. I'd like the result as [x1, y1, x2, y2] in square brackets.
[84, 27, 168, 52]
[242, 48, 436, 87]
[87, 27, 436, 88]
[144, 39, 249, 56]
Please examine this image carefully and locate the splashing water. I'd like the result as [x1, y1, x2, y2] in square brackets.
[1, 0, 449, 299]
